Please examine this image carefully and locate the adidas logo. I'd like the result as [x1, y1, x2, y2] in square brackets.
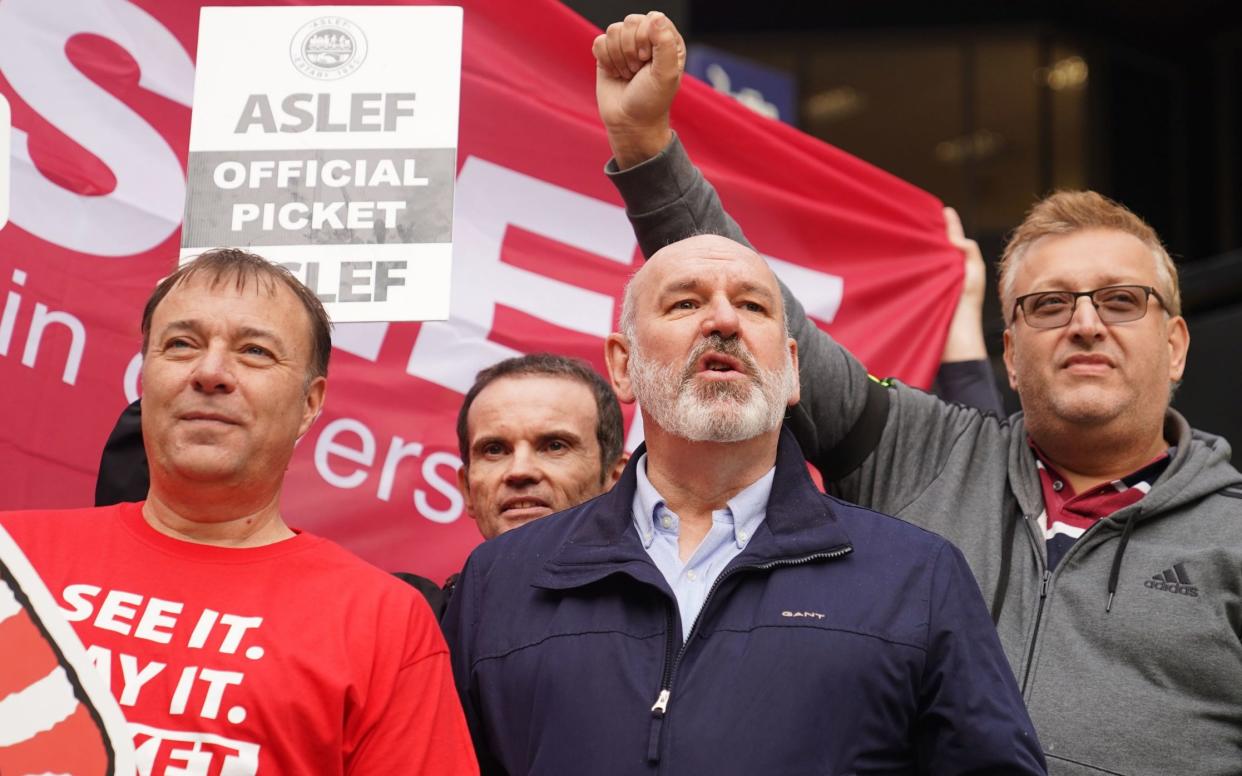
[1144, 563, 1199, 598]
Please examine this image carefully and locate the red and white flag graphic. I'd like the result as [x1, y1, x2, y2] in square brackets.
[0, 0, 961, 580]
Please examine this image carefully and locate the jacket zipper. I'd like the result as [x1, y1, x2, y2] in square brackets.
[645, 545, 853, 764]
[1016, 510, 1131, 694]
[1020, 569, 1051, 692]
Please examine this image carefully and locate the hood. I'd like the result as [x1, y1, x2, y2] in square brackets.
[1007, 408, 1242, 611]
[1008, 409, 1242, 523]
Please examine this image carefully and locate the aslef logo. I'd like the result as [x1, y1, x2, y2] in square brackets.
[1144, 562, 1199, 598]
[290, 17, 367, 80]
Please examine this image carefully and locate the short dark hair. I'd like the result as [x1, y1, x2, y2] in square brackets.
[456, 353, 624, 483]
[141, 248, 333, 381]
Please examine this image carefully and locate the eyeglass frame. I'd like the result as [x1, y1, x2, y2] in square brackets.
[1011, 284, 1168, 329]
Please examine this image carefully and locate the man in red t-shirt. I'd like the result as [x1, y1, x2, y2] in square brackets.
[1, 249, 477, 775]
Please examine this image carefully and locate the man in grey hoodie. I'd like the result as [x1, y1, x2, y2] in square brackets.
[592, 12, 1242, 775]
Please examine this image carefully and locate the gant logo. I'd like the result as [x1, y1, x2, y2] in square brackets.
[781, 610, 826, 619]
[1144, 562, 1199, 598]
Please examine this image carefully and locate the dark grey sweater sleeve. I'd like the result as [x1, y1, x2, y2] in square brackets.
[606, 133, 748, 256]
[604, 135, 992, 515]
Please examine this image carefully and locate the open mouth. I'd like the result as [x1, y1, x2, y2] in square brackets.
[697, 352, 747, 376]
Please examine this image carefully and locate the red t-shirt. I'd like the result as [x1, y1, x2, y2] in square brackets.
[0, 502, 478, 775]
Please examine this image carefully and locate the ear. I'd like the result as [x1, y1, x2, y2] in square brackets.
[297, 376, 328, 438]
[1166, 315, 1190, 382]
[786, 338, 800, 406]
[605, 332, 637, 404]
[606, 451, 629, 488]
[1001, 329, 1019, 391]
[456, 464, 477, 519]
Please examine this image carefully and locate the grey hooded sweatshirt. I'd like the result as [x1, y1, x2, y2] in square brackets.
[607, 136, 1242, 776]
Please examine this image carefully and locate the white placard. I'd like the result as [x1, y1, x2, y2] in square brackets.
[181, 6, 463, 322]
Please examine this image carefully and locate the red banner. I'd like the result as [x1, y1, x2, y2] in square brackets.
[0, 0, 961, 581]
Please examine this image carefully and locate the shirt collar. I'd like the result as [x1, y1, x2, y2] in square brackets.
[1027, 435, 1173, 499]
[632, 453, 774, 550]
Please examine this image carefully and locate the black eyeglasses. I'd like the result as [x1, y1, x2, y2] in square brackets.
[1012, 285, 1166, 329]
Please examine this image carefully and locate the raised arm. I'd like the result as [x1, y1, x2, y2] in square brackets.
[932, 207, 1005, 416]
[594, 14, 880, 480]
[592, 13, 1003, 513]
[594, 13, 749, 253]
[593, 11, 679, 172]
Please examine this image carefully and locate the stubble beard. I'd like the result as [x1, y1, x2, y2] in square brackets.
[1014, 350, 1158, 443]
[627, 334, 796, 443]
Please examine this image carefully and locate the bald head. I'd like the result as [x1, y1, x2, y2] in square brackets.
[606, 234, 799, 443]
[620, 235, 787, 341]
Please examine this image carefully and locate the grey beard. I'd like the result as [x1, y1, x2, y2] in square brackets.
[627, 335, 795, 443]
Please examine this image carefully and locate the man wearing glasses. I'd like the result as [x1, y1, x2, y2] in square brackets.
[592, 12, 1242, 775]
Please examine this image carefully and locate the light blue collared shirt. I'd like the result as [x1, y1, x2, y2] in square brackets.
[632, 454, 774, 641]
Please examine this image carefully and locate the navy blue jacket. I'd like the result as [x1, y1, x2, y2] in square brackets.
[442, 430, 1045, 775]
